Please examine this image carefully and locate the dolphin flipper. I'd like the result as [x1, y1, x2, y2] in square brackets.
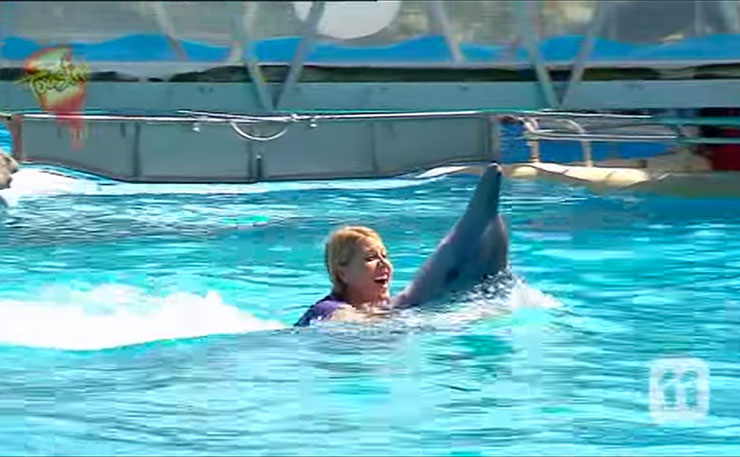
[393, 164, 508, 308]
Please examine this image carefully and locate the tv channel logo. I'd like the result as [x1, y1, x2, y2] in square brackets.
[649, 357, 709, 424]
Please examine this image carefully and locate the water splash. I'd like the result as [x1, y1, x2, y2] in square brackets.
[0, 168, 97, 207]
[0, 165, 445, 207]
[0, 277, 561, 351]
[0, 283, 285, 350]
[345, 276, 564, 334]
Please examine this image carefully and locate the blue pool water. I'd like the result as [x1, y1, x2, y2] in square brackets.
[0, 167, 738, 455]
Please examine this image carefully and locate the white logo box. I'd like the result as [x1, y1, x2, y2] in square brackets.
[649, 357, 710, 423]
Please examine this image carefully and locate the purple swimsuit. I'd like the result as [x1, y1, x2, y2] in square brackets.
[294, 294, 345, 327]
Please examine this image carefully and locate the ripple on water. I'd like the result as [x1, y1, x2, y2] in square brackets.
[0, 168, 738, 455]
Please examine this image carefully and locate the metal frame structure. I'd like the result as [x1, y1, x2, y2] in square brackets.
[230, 2, 274, 112]
[513, 1, 559, 109]
[560, 1, 611, 109]
[4, 0, 739, 112]
[3, 1, 740, 181]
[426, 1, 463, 64]
[274, 1, 325, 110]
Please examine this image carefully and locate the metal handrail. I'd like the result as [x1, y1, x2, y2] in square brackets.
[229, 121, 290, 142]
[520, 117, 594, 166]
[521, 118, 541, 163]
[540, 118, 593, 167]
[525, 130, 678, 142]
[7, 108, 740, 148]
[0, 108, 656, 124]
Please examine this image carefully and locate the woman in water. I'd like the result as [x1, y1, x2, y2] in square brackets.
[294, 225, 395, 326]
[295, 163, 509, 327]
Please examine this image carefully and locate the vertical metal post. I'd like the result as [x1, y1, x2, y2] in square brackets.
[609, 1, 619, 41]
[275, 1, 326, 109]
[132, 122, 141, 179]
[560, 1, 611, 108]
[488, 115, 502, 163]
[255, 143, 265, 182]
[694, 0, 704, 36]
[230, 1, 274, 112]
[427, 1, 464, 63]
[560, 119, 592, 167]
[514, 1, 559, 109]
[370, 122, 380, 174]
[246, 135, 254, 182]
[522, 118, 541, 163]
[718, 0, 740, 33]
[529, 139, 541, 163]
[9, 114, 24, 162]
[151, 2, 188, 61]
[0, 1, 7, 48]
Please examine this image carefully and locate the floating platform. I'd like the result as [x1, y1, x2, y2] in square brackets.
[437, 151, 740, 198]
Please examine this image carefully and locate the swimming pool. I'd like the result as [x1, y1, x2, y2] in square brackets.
[0, 166, 738, 455]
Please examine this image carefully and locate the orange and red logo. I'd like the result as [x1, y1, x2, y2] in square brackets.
[17, 46, 89, 149]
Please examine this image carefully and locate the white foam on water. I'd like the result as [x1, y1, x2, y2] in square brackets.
[395, 278, 562, 330]
[0, 168, 97, 206]
[0, 284, 286, 351]
[507, 278, 562, 311]
[0, 279, 560, 350]
[0, 167, 446, 206]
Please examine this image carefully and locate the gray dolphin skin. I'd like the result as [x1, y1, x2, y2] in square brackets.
[393, 163, 509, 308]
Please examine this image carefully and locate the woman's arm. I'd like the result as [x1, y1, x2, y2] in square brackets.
[392, 163, 508, 308]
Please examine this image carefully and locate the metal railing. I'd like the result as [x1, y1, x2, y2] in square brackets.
[6, 107, 740, 154]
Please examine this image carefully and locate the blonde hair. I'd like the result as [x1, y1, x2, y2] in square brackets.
[325, 225, 385, 298]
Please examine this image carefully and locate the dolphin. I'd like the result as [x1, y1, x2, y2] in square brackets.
[393, 163, 508, 308]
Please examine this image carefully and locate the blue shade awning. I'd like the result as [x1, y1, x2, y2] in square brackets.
[2, 1, 740, 68]
[7, 33, 740, 66]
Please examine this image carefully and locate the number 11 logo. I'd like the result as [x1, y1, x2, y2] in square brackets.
[649, 358, 710, 423]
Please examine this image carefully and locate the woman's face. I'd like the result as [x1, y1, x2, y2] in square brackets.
[339, 238, 393, 304]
